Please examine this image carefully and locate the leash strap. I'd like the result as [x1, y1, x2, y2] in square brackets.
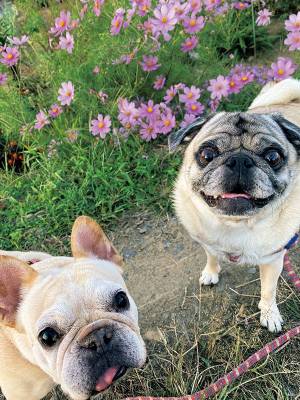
[124, 253, 300, 400]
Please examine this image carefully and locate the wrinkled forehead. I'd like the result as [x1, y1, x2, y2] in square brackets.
[192, 112, 287, 150]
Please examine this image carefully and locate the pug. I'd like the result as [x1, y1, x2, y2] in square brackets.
[0, 216, 146, 400]
[170, 78, 300, 333]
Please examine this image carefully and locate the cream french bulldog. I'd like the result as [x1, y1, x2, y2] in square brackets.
[170, 78, 300, 333]
[0, 216, 146, 400]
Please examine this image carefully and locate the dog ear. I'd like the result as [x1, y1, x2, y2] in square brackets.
[272, 113, 300, 153]
[71, 216, 123, 266]
[168, 114, 212, 152]
[0, 256, 37, 327]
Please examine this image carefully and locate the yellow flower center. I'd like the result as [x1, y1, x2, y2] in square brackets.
[187, 92, 193, 99]
[53, 108, 58, 113]
[7, 53, 13, 60]
[115, 20, 120, 28]
[239, 3, 245, 8]
[278, 68, 284, 75]
[147, 107, 153, 113]
[191, 105, 197, 110]
[161, 16, 168, 23]
[125, 123, 131, 129]
[98, 121, 104, 129]
[241, 76, 248, 81]
[186, 41, 192, 47]
[189, 19, 196, 27]
[66, 91, 72, 97]
[295, 22, 300, 28]
[59, 20, 66, 27]
[229, 81, 235, 87]
[164, 120, 171, 127]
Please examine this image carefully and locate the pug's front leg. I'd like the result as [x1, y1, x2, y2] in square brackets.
[259, 253, 284, 333]
[200, 249, 221, 285]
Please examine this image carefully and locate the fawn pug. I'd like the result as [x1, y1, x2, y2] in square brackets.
[170, 78, 300, 333]
[0, 216, 146, 400]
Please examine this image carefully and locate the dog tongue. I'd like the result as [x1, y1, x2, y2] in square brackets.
[221, 193, 251, 199]
[95, 367, 119, 392]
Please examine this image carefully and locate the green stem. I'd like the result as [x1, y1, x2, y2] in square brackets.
[251, 2, 257, 59]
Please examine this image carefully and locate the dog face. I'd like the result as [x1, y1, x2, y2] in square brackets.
[173, 112, 300, 217]
[0, 217, 146, 400]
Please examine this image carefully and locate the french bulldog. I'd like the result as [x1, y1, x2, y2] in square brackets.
[0, 216, 146, 400]
[170, 78, 300, 333]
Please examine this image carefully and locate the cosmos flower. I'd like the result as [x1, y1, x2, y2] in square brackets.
[111, 9, 125, 35]
[185, 101, 205, 116]
[140, 55, 161, 72]
[179, 85, 201, 104]
[139, 100, 160, 120]
[181, 36, 199, 53]
[180, 113, 196, 128]
[151, 4, 178, 41]
[285, 12, 300, 32]
[59, 32, 74, 54]
[256, 9, 272, 26]
[34, 111, 50, 130]
[0, 73, 7, 85]
[58, 81, 74, 106]
[49, 104, 63, 118]
[164, 86, 178, 103]
[90, 114, 112, 138]
[9, 35, 29, 46]
[269, 57, 297, 80]
[0, 47, 19, 67]
[139, 121, 159, 141]
[182, 14, 205, 34]
[159, 111, 176, 134]
[153, 75, 166, 90]
[284, 31, 300, 51]
[49, 10, 71, 36]
[207, 75, 230, 99]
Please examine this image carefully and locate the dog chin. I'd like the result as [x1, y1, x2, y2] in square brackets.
[200, 191, 274, 216]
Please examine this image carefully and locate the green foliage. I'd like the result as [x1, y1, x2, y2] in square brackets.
[0, 2, 16, 44]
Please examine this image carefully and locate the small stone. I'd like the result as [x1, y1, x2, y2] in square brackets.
[248, 267, 256, 274]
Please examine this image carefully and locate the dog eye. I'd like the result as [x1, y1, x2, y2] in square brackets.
[114, 291, 129, 311]
[38, 327, 61, 348]
[264, 150, 283, 168]
[199, 147, 218, 165]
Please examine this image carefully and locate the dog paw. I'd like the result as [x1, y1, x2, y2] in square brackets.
[259, 302, 283, 333]
[199, 269, 219, 285]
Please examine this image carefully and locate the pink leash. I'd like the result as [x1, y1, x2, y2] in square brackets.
[124, 252, 300, 400]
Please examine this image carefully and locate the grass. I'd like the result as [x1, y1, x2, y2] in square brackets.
[1, 1, 300, 400]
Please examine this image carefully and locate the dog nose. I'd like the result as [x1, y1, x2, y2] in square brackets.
[80, 327, 114, 351]
[226, 154, 254, 170]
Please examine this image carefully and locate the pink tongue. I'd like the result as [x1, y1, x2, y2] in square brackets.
[221, 193, 251, 199]
[95, 367, 119, 392]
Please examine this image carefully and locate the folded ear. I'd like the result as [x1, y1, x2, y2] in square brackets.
[71, 216, 123, 266]
[272, 113, 300, 154]
[0, 256, 37, 327]
[168, 114, 212, 152]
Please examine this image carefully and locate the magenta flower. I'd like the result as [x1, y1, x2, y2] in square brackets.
[59, 32, 74, 54]
[49, 104, 63, 118]
[256, 9, 272, 26]
[173, 1, 190, 20]
[111, 9, 125, 35]
[34, 111, 50, 130]
[118, 98, 139, 128]
[204, 0, 222, 12]
[139, 100, 160, 120]
[0, 47, 19, 67]
[181, 36, 198, 52]
[164, 86, 178, 103]
[182, 14, 205, 34]
[10, 35, 29, 46]
[237, 70, 254, 85]
[180, 113, 196, 128]
[90, 114, 111, 138]
[232, 2, 250, 10]
[80, 4, 88, 20]
[179, 85, 201, 104]
[285, 12, 300, 32]
[227, 75, 243, 94]
[269, 57, 297, 80]
[140, 121, 159, 141]
[152, 4, 178, 41]
[140, 55, 161, 72]
[208, 75, 230, 99]
[0, 73, 7, 85]
[185, 101, 205, 116]
[58, 81, 74, 106]
[93, 0, 103, 17]
[159, 112, 176, 134]
[153, 75, 166, 90]
[284, 31, 300, 51]
[188, 0, 202, 13]
[49, 10, 71, 36]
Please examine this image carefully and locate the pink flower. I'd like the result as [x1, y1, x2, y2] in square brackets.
[34, 111, 50, 130]
[204, 0, 222, 12]
[164, 86, 178, 103]
[256, 9, 272, 26]
[140, 55, 161, 72]
[10, 35, 29, 46]
[232, 2, 250, 10]
[58, 81, 74, 106]
[188, 0, 202, 13]
[182, 14, 205, 34]
[0, 73, 7, 85]
[180, 113, 196, 128]
[93, 0, 103, 17]
[237, 70, 254, 85]
[93, 65, 100, 75]
[49, 10, 71, 36]
[173, 1, 190, 20]
[133, 0, 151, 16]
[80, 4, 88, 20]
[140, 121, 159, 141]
[159, 112, 176, 134]
[58, 32, 74, 54]
[269, 57, 297, 80]
[179, 85, 201, 104]
[153, 75, 166, 90]
[181, 36, 198, 52]
[118, 98, 139, 126]
[285, 12, 300, 32]
[111, 9, 125, 35]
[207, 75, 230, 99]
[49, 104, 63, 118]
[210, 98, 220, 112]
[284, 31, 300, 51]
[0, 47, 19, 67]
[185, 101, 205, 116]
[139, 100, 160, 120]
[227, 75, 243, 94]
[66, 130, 79, 143]
[152, 4, 178, 41]
[90, 114, 111, 138]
